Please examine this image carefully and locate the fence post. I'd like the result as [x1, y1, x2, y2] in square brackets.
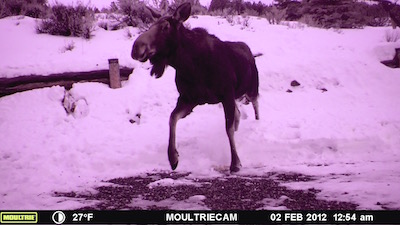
[396, 48, 400, 67]
[108, 58, 121, 89]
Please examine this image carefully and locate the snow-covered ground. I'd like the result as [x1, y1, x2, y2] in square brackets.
[0, 13, 400, 210]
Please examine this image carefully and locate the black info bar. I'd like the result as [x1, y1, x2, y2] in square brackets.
[0, 210, 399, 224]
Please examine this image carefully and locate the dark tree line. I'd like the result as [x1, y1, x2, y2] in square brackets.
[209, 0, 400, 28]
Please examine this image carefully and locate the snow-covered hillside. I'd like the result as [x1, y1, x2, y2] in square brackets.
[0, 14, 399, 210]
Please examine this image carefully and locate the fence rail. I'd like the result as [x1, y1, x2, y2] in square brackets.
[0, 67, 134, 97]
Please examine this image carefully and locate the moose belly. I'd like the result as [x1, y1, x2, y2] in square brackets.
[175, 80, 221, 105]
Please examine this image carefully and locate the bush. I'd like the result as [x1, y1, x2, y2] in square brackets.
[115, 0, 207, 29]
[97, 13, 127, 30]
[25, 4, 47, 18]
[0, 0, 48, 19]
[299, 0, 390, 28]
[37, 3, 95, 39]
[164, 0, 207, 15]
[3, 0, 24, 16]
[265, 5, 286, 25]
[62, 41, 75, 52]
[244, 1, 268, 16]
[364, 3, 391, 27]
[117, 0, 155, 28]
[207, 0, 393, 29]
[191, 2, 208, 15]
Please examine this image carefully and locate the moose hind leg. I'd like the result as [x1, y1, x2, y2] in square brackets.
[243, 94, 260, 120]
[234, 105, 240, 131]
[223, 99, 242, 172]
[251, 97, 260, 120]
[168, 99, 196, 170]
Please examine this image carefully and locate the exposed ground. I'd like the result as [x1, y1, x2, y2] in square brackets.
[55, 171, 358, 210]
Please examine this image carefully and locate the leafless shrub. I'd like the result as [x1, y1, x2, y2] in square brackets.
[241, 15, 250, 28]
[117, 0, 154, 29]
[37, 3, 95, 39]
[125, 27, 134, 39]
[62, 41, 75, 52]
[265, 6, 285, 25]
[0, 0, 48, 19]
[226, 14, 234, 25]
[298, 14, 320, 28]
[385, 28, 400, 42]
[281, 21, 306, 30]
[98, 20, 108, 30]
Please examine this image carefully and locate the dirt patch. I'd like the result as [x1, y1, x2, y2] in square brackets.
[55, 171, 358, 210]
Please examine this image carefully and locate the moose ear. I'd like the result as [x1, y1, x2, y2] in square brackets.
[172, 2, 191, 22]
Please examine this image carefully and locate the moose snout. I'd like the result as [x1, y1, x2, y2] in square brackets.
[132, 30, 157, 63]
[131, 41, 148, 62]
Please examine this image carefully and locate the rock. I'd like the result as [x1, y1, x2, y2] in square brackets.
[286, 89, 293, 93]
[129, 113, 142, 124]
[62, 89, 89, 118]
[291, 80, 301, 87]
[62, 90, 75, 114]
[319, 88, 328, 92]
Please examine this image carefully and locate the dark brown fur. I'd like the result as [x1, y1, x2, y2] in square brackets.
[131, 3, 260, 172]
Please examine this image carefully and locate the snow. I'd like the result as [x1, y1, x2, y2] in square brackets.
[258, 196, 290, 210]
[1, 13, 400, 210]
[0, 16, 136, 78]
[148, 178, 200, 188]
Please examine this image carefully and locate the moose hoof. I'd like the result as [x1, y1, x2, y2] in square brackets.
[168, 149, 179, 171]
[230, 164, 242, 173]
[170, 161, 179, 170]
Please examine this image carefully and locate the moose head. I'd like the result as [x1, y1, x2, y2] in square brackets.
[131, 3, 191, 78]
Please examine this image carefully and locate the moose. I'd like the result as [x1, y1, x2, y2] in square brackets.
[131, 2, 260, 172]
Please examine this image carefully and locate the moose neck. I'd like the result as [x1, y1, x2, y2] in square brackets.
[167, 25, 204, 72]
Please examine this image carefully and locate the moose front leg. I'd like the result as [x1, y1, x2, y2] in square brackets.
[223, 98, 242, 172]
[168, 98, 196, 170]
